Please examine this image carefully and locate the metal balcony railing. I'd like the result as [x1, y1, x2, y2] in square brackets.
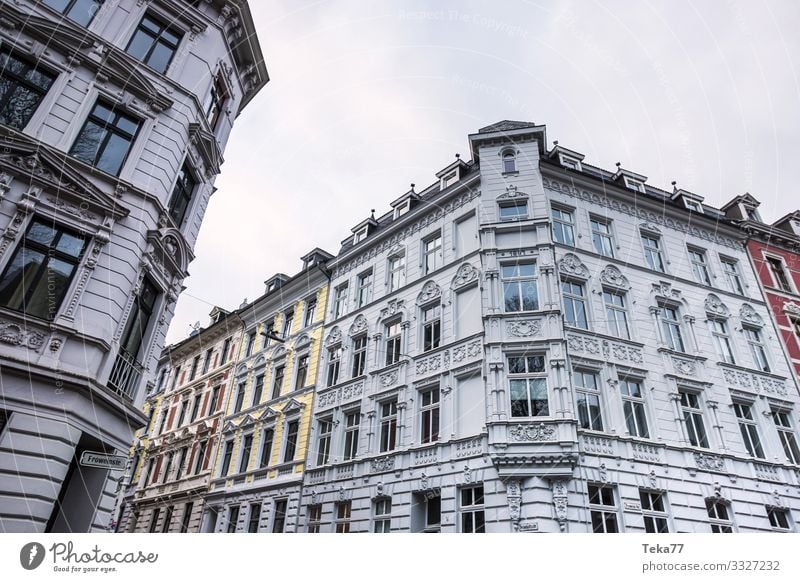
[108, 349, 144, 401]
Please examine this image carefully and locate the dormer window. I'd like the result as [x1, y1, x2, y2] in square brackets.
[502, 150, 517, 173]
[745, 207, 761, 222]
[394, 200, 410, 219]
[684, 200, 702, 213]
[353, 227, 369, 244]
[624, 177, 645, 193]
[559, 155, 582, 171]
[441, 171, 458, 189]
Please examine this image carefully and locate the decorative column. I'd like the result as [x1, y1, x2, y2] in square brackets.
[442, 380, 455, 439]
[485, 270, 499, 314]
[397, 401, 408, 448]
[540, 266, 556, 310]
[706, 400, 726, 450]
[649, 306, 664, 345]
[365, 410, 376, 454]
[372, 333, 382, 367]
[488, 362, 504, 421]
[551, 479, 570, 532]
[670, 392, 687, 444]
[683, 314, 699, 353]
[550, 356, 569, 418]
[506, 479, 522, 532]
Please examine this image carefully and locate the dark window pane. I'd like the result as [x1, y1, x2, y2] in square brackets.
[96, 132, 132, 175]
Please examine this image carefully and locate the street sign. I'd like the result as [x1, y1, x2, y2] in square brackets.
[79, 451, 127, 471]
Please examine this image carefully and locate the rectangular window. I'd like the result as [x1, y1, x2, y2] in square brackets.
[176, 400, 188, 427]
[189, 355, 201, 381]
[502, 263, 538, 312]
[162, 506, 173, 533]
[0, 219, 88, 321]
[335, 501, 352, 533]
[422, 304, 441, 351]
[220, 338, 231, 366]
[168, 164, 196, 227]
[640, 490, 669, 533]
[245, 332, 256, 357]
[317, 418, 332, 465]
[561, 280, 588, 329]
[574, 370, 603, 431]
[208, 386, 220, 415]
[508, 355, 549, 417]
[161, 451, 173, 483]
[680, 391, 708, 448]
[326, 346, 341, 386]
[385, 321, 402, 366]
[149, 508, 161, 533]
[180, 502, 193, 533]
[379, 400, 398, 452]
[295, 355, 309, 389]
[551, 207, 575, 246]
[43, 0, 102, 26]
[660, 305, 685, 352]
[767, 507, 791, 531]
[174, 447, 187, 481]
[688, 247, 712, 285]
[420, 387, 440, 444]
[421, 494, 441, 532]
[460, 485, 486, 533]
[641, 234, 665, 272]
[333, 284, 348, 318]
[202, 348, 213, 375]
[357, 270, 373, 307]
[227, 506, 239, 533]
[233, 382, 246, 413]
[387, 255, 405, 292]
[70, 101, 141, 175]
[588, 484, 619, 533]
[271, 366, 285, 399]
[766, 257, 792, 292]
[259, 428, 274, 468]
[126, 14, 182, 74]
[304, 298, 317, 327]
[247, 503, 261, 533]
[252, 374, 264, 406]
[733, 402, 763, 458]
[620, 378, 649, 438]
[193, 440, 207, 474]
[144, 457, 155, 485]
[706, 499, 733, 533]
[603, 290, 630, 339]
[261, 320, 274, 349]
[710, 320, 736, 364]
[238, 434, 253, 474]
[745, 327, 770, 372]
[205, 72, 228, 130]
[283, 420, 299, 462]
[499, 200, 528, 221]
[590, 217, 615, 257]
[0, 48, 56, 130]
[373, 498, 392, 533]
[343, 410, 360, 461]
[282, 311, 294, 338]
[307, 505, 322, 533]
[721, 257, 745, 295]
[773, 411, 800, 464]
[351, 336, 367, 377]
[423, 233, 443, 274]
[220, 440, 234, 476]
[171, 366, 181, 391]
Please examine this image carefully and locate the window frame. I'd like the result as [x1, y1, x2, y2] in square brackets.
[42, 0, 103, 27]
[421, 303, 442, 352]
[0, 46, 57, 130]
[379, 398, 398, 453]
[641, 232, 666, 273]
[419, 385, 440, 444]
[574, 369, 604, 431]
[373, 497, 392, 533]
[765, 255, 793, 293]
[772, 409, 800, 465]
[640, 490, 669, 533]
[498, 199, 529, 222]
[343, 409, 360, 461]
[356, 269, 373, 308]
[620, 377, 649, 439]
[125, 12, 183, 75]
[387, 254, 406, 292]
[706, 499, 733, 533]
[602, 289, 630, 339]
[282, 419, 299, 463]
[422, 232, 443, 275]
[733, 401, 764, 459]
[351, 335, 368, 378]
[316, 417, 332, 465]
[561, 279, 589, 329]
[659, 304, 685, 352]
[501, 149, 517, 173]
[335, 500, 352, 533]
[259, 427, 274, 468]
[744, 326, 770, 372]
[551, 206, 575, 246]
[501, 261, 539, 313]
[709, 318, 736, 365]
[766, 506, 792, 531]
[508, 354, 549, 418]
[333, 283, 349, 319]
[687, 246, 712, 286]
[588, 483, 619, 533]
[720, 256, 745, 295]
[69, 100, 141, 176]
[459, 485, 486, 533]
[679, 390, 709, 448]
[590, 216, 615, 258]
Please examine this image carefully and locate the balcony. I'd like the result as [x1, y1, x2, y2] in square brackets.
[108, 349, 144, 401]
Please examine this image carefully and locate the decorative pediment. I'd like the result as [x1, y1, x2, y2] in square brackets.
[599, 265, 630, 290]
[558, 253, 590, 279]
[379, 299, 405, 322]
[97, 48, 173, 112]
[639, 221, 661, 233]
[271, 345, 287, 360]
[704, 294, 730, 317]
[145, 228, 192, 280]
[386, 244, 405, 258]
[236, 364, 248, 377]
[239, 414, 258, 429]
[222, 421, 238, 434]
[452, 263, 480, 290]
[784, 302, 800, 317]
[188, 123, 223, 177]
[293, 333, 311, 350]
[282, 398, 305, 415]
[349, 315, 368, 336]
[325, 326, 342, 346]
[260, 407, 279, 421]
[652, 281, 683, 302]
[739, 304, 763, 327]
[416, 281, 442, 305]
[253, 355, 266, 369]
[496, 185, 528, 200]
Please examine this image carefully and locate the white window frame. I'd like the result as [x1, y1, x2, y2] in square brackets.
[551, 205, 575, 246]
[659, 304, 685, 352]
[419, 384, 440, 444]
[459, 485, 486, 533]
[732, 401, 764, 459]
[766, 506, 792, 531]
[373, 497, 392, 533]
[720, 256, 745, 295]
[588, 483, 619, 533]
[641, 232, 666, 273]
[378, 398, 398, 453]
[501, 261, 539, 313]
[342, 408, 360, 461]
[508, 354, 549, 418]
[356, 269, 373, 308]
[679, 389, 709, 448]
[687, 246, 712, 286]
[498, 199, 528, 222]
[620, 377, 649, 438]
[709, 319, 736, 364]
[772, 409, 800, 464]
[624, 177, 645, 193]
[316, 417, 332, 466]
[706, 499, 733, 533]
[333, 283, 348, 319]
[764, 254, 793, 293]
[422, 232, 443, 274]
[561, 279, 589, 329]
[574, 369, 604, 431]
[744, 326, 770, 372]
[603, 289, 630, 339]
[639, 490, 669, 533]
[559, 154, 581, 171]
[387, 254, 405, 292]
[590, 215, 615, 258]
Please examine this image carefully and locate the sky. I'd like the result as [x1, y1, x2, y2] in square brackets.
[166, 0, 800, 343]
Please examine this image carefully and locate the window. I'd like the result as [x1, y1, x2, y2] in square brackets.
[732, 402, 764, 458]
[202, 348, 213, 375]
[508, 355, 548, 417]
[766, 257, 792, 292]
[679, 391, 708, 448]
[70, 101, 141, 175]
[640, 490, 669, 533]
[271, 366, 284, 399]
[502, 150, 516, 173]
[176, 399, 188, 427]
[193, 440, 207, 475]
[773, 410, 800, 464]
[422, 304, 441, 351]
[252, 374, 264, 406]
[259, 428, 274, 468]
[220, 338, 232, 365]
[588, 484, 619, 533]
[304, 298, 317, 327]
[157, 409, 168, 435]
[261, 320, 274, 349]
[247, 503, 261, 533]
[373, 498, 392, 533]
[174, 447, 187, 481]
[189, 355, 201, 381]
[326, 346, 341, 386]
[238, 434, 253, 474]
[395, 199, 411, 216]
[220, 440, 234, 476]
[767, 507, 791, 531]
[385, 321, 402, 366]
[417, 493, 441, 533]
[659, 305, 685, 352]
[710, 320, 735, 364]
[744, 327, 770, 372]
[603, 290, 630, 339]
[168, 164, 197, 227]
[379, 400, 398, 452]
[561, 280, 588, 329]
[233, 382, 246, 413]
[226, 506, 239, 533]
[423, 233, 443, 274]
[351, 336, 367, 377]
[624, 177, 645, 193]
[620, 378, 649, 438]
[387, 255, 405, 292]
[641, 234, 665, 272]
[282, 311, 294, 338]
[317, 418, 332, 465]
[149, 508, 161, 533]
[333, 284, 348, 318]
[171, 366, 181, 391]
[721, 258, 745, 295]
[207, 386, 220, 415]
[205, 72, 228, 130]
[357, 270, 373, 307]
[460, 485, 485, 533]
[560, 155, 581, 170]
[245, 332, 256, 357]
[295, 355, 309, 389]
[353, 227, 368, 244]
[144, 458, 155, 485]
[42, 0, 102, 26]
[688, 248, 712, 285]
[420, 387, 440, 444]
[0, 219, 88, 321]
[502, 262, 538, 312]
[499, 200, 528, 221]
[283, 420, 299, 462]
[574, 370, 603, 431]
[685, 200, 701, 212]
[706, 500, 733, 533]
[343, 410, 360, 460]
[590, 217, 614, 257]
[180, 502, 193, 533]
[162, 506, 173, 533]
[126, 14, 182, 74]
[551, 207, 575, 246]
[307, 505, 322, 533]
[161, 451, 173, 483]
[335, 501, 351, 533]
[0, 48, 56, 130]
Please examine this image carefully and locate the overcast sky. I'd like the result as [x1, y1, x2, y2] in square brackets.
[166, 0, 800, 343]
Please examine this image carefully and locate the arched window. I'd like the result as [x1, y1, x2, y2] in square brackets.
[502, 150, 517, 173]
